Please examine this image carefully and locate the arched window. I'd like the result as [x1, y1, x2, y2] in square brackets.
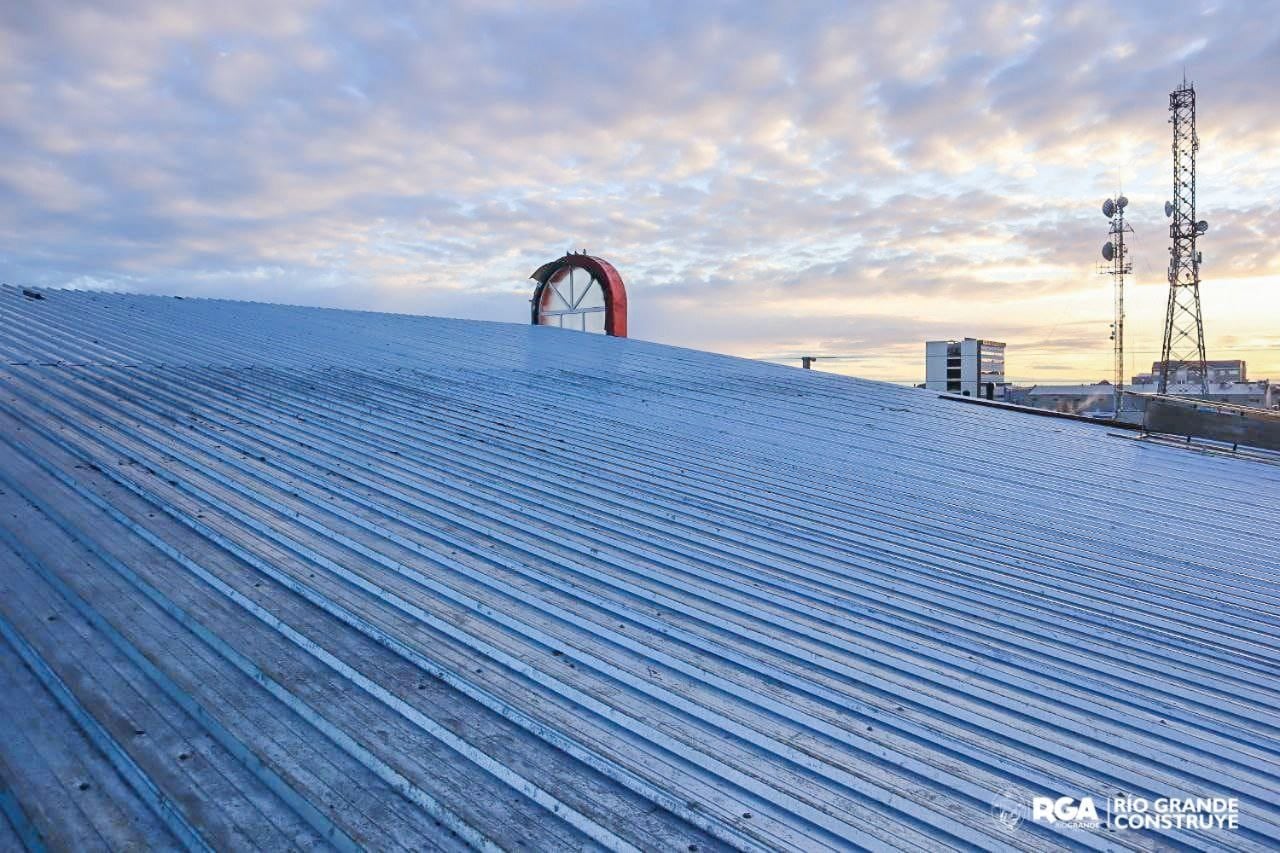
[530, 253, 627, 337]
[537, 265, 606, 332]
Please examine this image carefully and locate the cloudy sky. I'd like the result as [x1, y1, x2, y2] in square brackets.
[2, 1, 1277, 383]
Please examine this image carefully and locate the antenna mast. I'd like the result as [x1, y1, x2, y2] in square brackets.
[1159, 78, 1209, 395]
[1100, 195, 1131, 412]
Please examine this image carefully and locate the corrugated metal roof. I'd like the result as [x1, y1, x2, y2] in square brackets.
[1, 284, 1277, 852]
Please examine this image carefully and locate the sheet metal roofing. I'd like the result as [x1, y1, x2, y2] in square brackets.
[1, 284, 1278, 852]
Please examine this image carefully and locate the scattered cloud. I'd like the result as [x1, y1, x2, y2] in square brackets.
[1, 0, 1277, 381]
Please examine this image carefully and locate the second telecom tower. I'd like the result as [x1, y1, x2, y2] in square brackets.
[1159, 78, 1210, 395]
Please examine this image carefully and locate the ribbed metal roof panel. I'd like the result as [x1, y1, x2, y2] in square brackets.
[0, 285, 1277, 851]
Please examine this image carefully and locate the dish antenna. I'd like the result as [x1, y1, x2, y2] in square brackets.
[1164, 201, 1174, 217]
[1116, 195, 1128, 210]
[1195, 220, 1209, 234]
[1102, 241, 1115, 261]
[1102, 198, 1115, 218]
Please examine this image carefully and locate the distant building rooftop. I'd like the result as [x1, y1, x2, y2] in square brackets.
[1025, 383, 1113, 396]
[2, 286, 1279, 850]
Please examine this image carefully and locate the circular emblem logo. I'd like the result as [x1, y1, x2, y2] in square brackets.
[991, 787, 1027, 833]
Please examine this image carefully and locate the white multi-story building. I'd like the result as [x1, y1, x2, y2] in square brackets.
[924, 338, 1008, 399]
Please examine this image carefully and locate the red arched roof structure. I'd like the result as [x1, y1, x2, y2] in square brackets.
[530, 253, 628, 338]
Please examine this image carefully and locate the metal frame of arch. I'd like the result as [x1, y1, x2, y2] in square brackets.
[529, 253, 628, 338]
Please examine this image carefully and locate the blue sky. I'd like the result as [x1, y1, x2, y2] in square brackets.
[2, 1, 1277, 382]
